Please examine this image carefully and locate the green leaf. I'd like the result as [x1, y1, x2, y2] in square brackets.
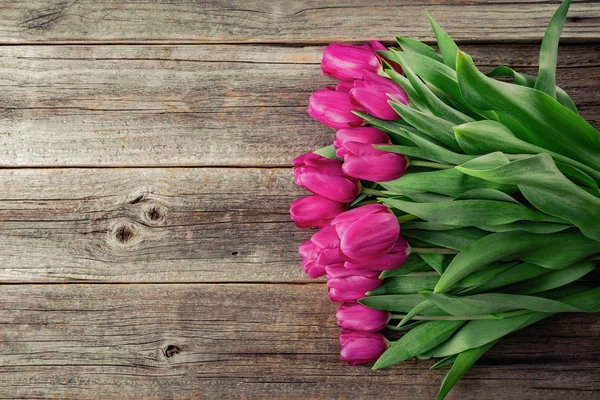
[367, 275, 439, 295]
[435, 340, 498, 400]
[535, 0, 572, 98]
[395, 36, 444, 63]
[453, 261, 525, 291]
[380, 167, 517, 198]
[487, 66, 577, 113]
[457, 153, 600, 241]
[359, 294, 426, 312]
[421, 292, 584, 316]
[396, 300, 434, 327]
[502, 261, 596, 295]
[453, 120, 600, 182]
[456, 51, 600, 172]
[381, 197, 565, 227]
[358, 112, 475, 166]
[419, 253, 449, 275]
[373, 321, 465, 369]
[389, 101, 463, 151]
[403, 228, 487, 251]
[434, 230, 600, 293]
[430, 354, 458, 370]
[475, 221, 572, 234]
[389, 50, 473, 125]
[313, 145, 340, 160]
[379, 255, 432, 278]
[427, 13, 459, 70]
[455, 188, 519, 203]
[384, 67, 430, 112]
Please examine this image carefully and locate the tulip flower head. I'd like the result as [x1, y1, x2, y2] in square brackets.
[343, 236, 410, 270]
[339, 329, 389, 366]
[293, 152, 360, 203]
[334, 128, 409, 182]
[350, 71, 409, 120]
[321, 43, 383, 81]
[326, 266, 382, 302]
[336, 302, 390, 332]
[290, 195, 348, 229]
[307, 86, 365, 130]
[299, 225, 345, 279]
[331, 204, 400, 263]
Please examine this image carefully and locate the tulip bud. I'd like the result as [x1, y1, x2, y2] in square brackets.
[321, 43, 382, 81]
[290, 195, 348, 229]
[368, 40, 403, 74]
[299, 225, 344, 278]
[293, 152, 360, 203]
[339, 329, 389, 366]
[331, 204, 400, 263]
[307, 87, 365, 130]
[350, 71, 408, 120]
[344, 236, 410, 270]
[334, 128, 408, 182]
[335, 81, 354, 92]
[326, 266, 382, 302]
[336, 302, 390, 332]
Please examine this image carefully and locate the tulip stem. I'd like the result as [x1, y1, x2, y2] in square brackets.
[396, 213, 419, 223]
[411, 247, 459, 255]
[409, 160, 454, 170]
[361, 187, 388, 197]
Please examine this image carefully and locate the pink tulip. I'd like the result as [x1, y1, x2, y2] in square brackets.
[322, 43, 382, 81]
[344, 236, 410, 270]
[335, 80, 354, 92]
[339, 330, 389, 366]
[368, 40, 403, 74]
[307, 87, 364, 130]
[293, 152, 360, 203]
[331, 204, 400, 263]
[350, 71, 408, 120]
[299, 225, 344, 278]
[290, 195, 348, 229]
[337, 302, 390, 332]
[326, 266, 382, 302]
[334, 128, 408, 182]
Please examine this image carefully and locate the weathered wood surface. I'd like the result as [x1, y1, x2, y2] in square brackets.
[0, 167, 311, 282]
[0, 284, 598, 399]
[1, 43, 599, 167]
[0, 1, 599, 44]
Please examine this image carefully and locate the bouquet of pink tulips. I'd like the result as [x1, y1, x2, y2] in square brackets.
[290, 1, 600, 398]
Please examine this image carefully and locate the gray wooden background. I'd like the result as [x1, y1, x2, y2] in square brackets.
[0, 1, 599, 398]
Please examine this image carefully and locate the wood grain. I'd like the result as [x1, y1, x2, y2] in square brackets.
[0, 1, 599, 44]
[1, 43, 598, 167]
[0, 283, 598, 399]
[0, 167, 315, 282]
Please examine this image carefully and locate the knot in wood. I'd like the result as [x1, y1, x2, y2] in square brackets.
[115, 224, 135, 244]
[164, 345, 181, 358]
[143, 204, 165, 224]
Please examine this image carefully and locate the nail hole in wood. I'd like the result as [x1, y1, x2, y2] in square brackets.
[231, 251, 239, 256]
[164, 345, 181, 358]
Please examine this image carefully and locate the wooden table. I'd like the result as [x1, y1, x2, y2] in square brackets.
[0, 1, 599, 399]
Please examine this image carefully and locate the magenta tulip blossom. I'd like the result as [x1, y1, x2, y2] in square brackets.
[299, 225, 344, 279]
[290, 195, 348, 229]
[326, 266, 382, 302]
[307, 87, 364, 130]
[331, 204, 400, 263]
[350, 71, 408, 120]
[344, 236, 410, 270]
[334, 128, 408, 182]
[336, 303, 390, 332]
[293, 152, 360, 203]
[339, 329, 389, 366]
[321, 43, 382, 81]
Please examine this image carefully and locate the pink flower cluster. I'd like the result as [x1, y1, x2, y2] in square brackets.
[290, 42, 414, 365]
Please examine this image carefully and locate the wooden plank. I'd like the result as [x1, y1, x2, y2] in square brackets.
[0, 167, 312, 282]
[0, 43, 598, 167]
[0, 1, 599, 44]
[0, 283, 598, 399]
